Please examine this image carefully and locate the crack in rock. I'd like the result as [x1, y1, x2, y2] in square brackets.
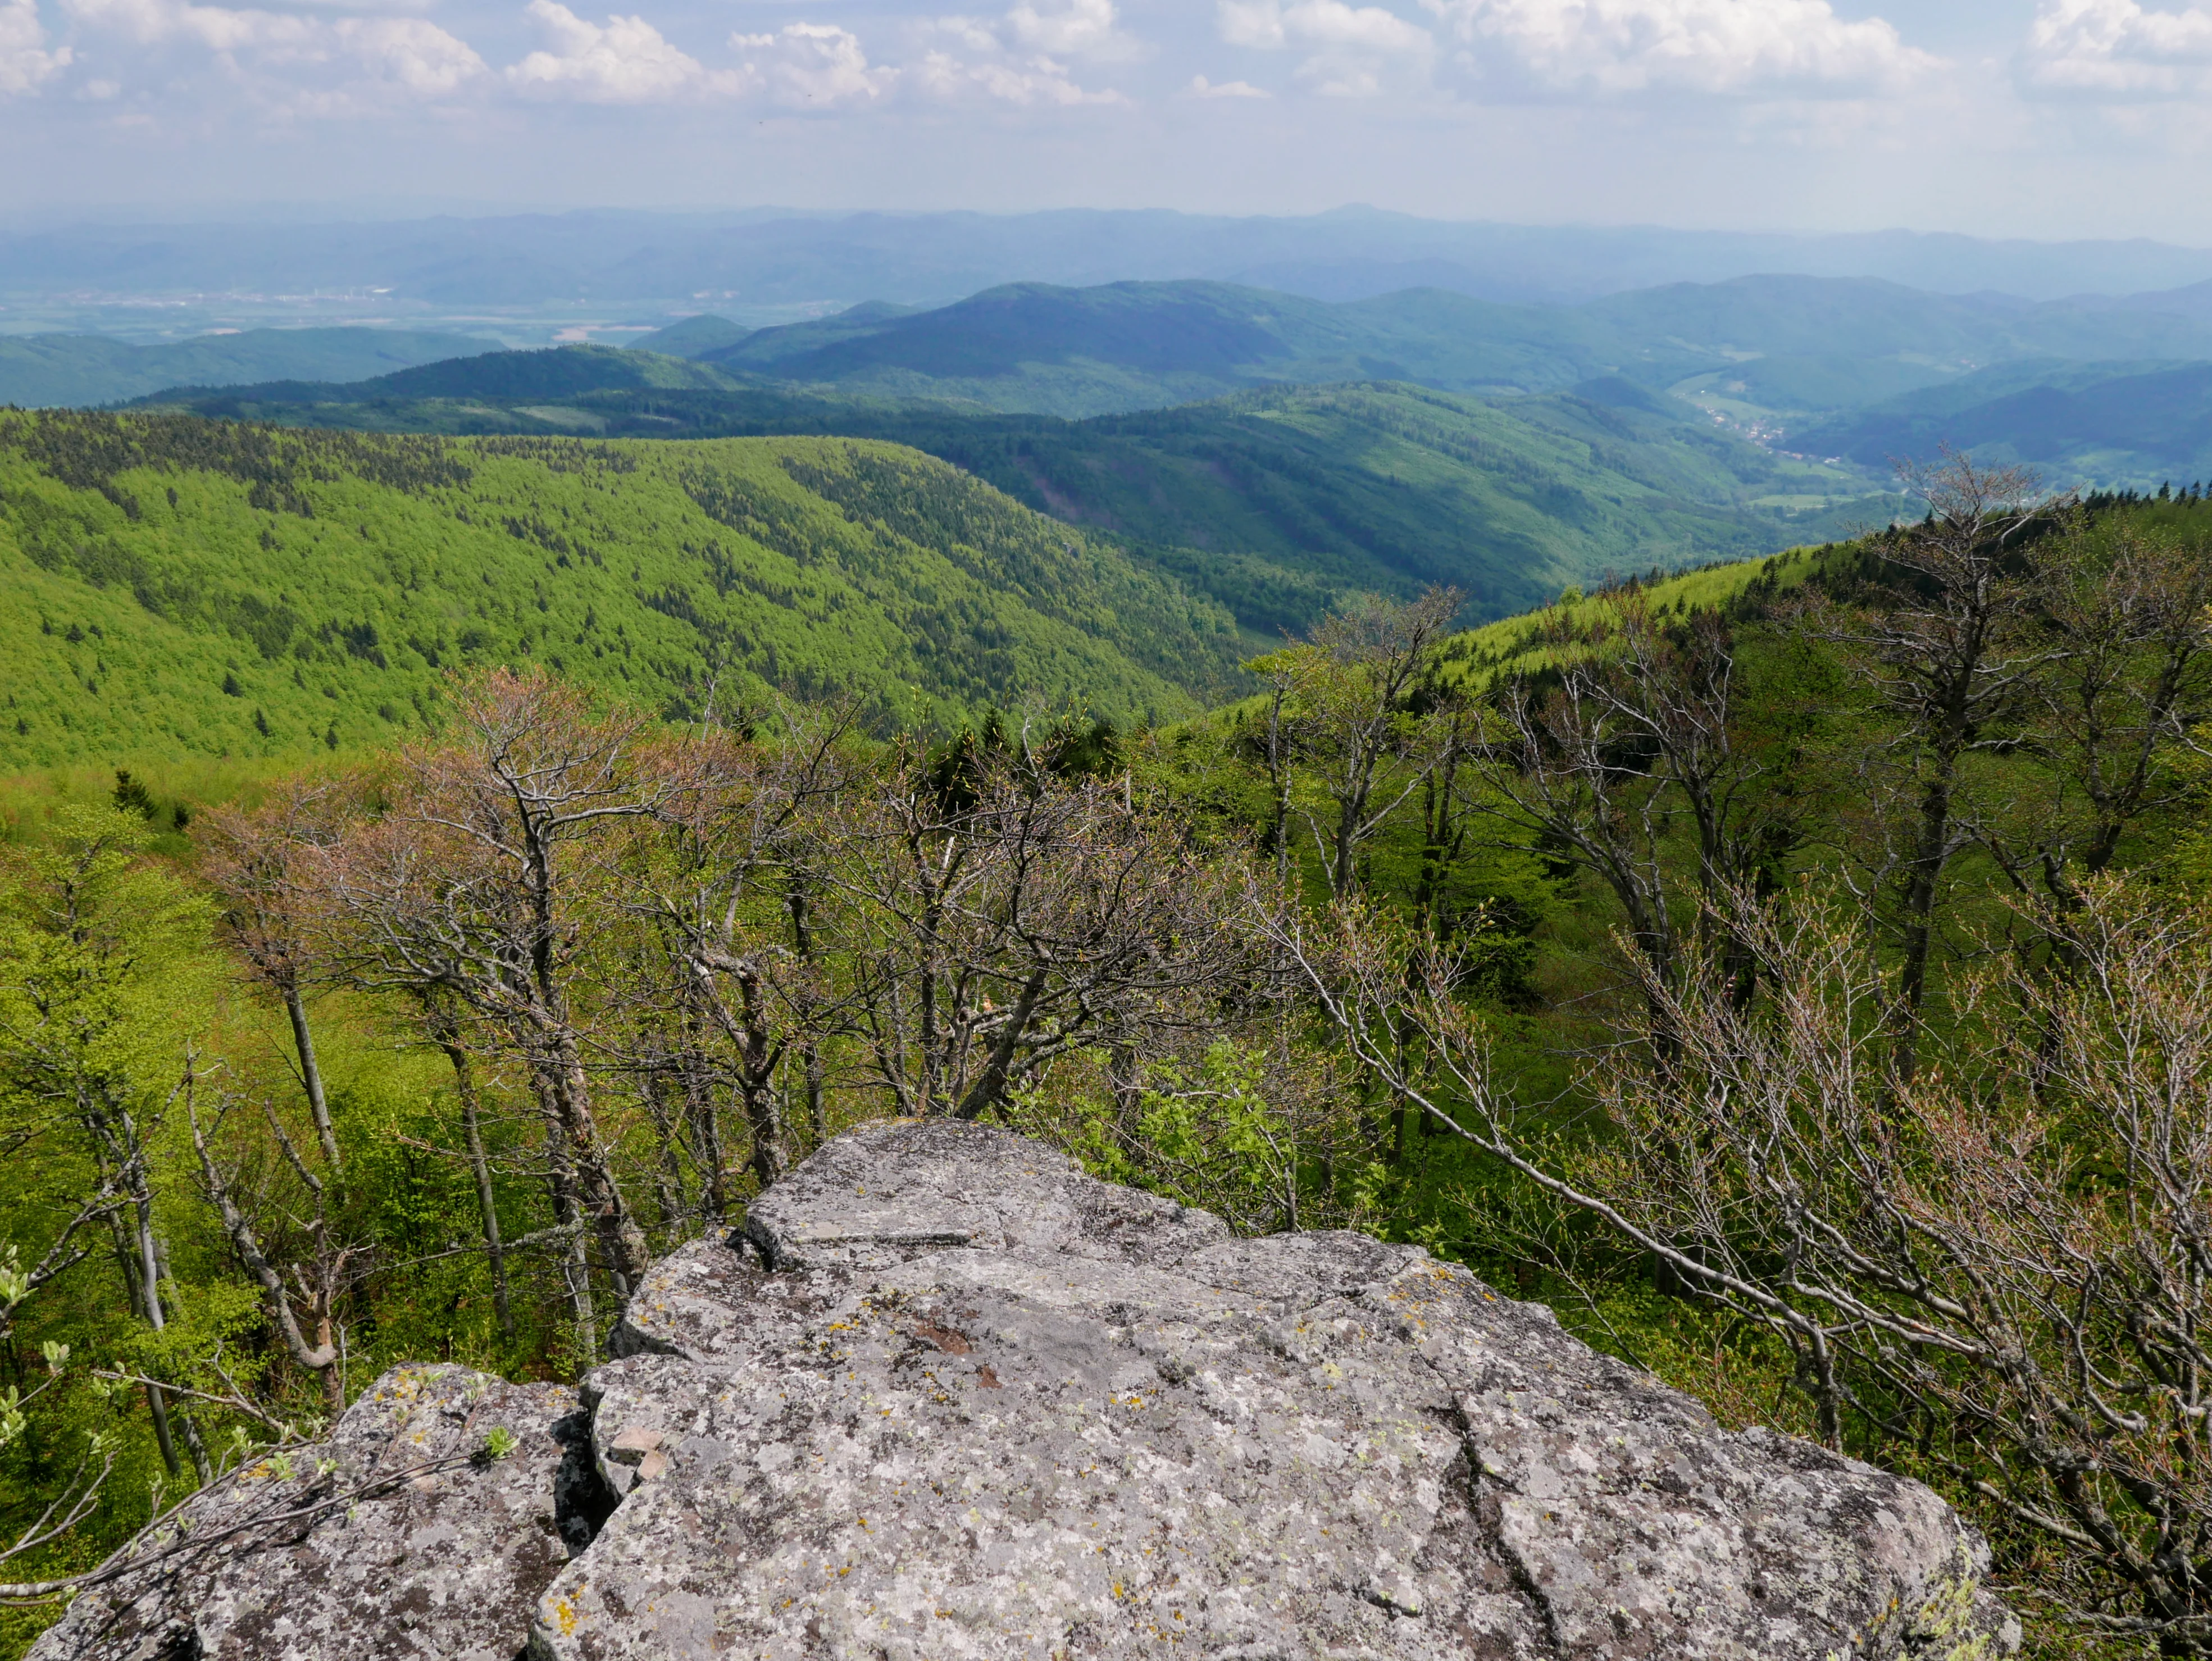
[30, 1122, 2023, 1661]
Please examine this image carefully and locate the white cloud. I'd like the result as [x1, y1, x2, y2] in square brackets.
[335, 16, 484, 91]
[1005, 0, 1134, 57]
[912, 44, 1122, 102]
[62, 0, 313, 53]
[2021, 0, 2212, 97]
[923, 13, 1001, 53]
[1221, 0, 1430, 53]
[912, 0, 1133, 101]
[730, 21, 891, 104]
[1190, 71, 1269, 94]
[507, 0, 734, 101]
[1, 0, 72, 92]
[1218, 0, 1431, 96]
[58, 0, 482, 103]
[1423, 0, 1937, 96]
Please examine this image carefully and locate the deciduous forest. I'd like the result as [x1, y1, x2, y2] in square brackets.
[5, 460, 2212, 1656]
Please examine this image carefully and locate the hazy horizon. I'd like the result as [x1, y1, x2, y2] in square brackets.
[4, 1, 2212, 242]
[3, 202, 2212, 251]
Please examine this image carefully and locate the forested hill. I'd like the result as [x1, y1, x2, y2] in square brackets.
[1788, 359, 2212, 484]
[0, 412, 1244, 770]
[0, 327, 502, 408]
[672, 275, 2212, 417]
[58, 272, 2212, 425]
[141, 371, 1879, 636]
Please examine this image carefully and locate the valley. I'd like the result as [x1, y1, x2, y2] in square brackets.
[0, 412, 1242, 771]
[10, 263, 2211, 792]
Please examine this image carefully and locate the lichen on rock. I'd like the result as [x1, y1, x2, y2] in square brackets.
[29, 1363, 591, 1661]
[567, 1120, 2021, 1660]
[30, 1121, 2022, 1660]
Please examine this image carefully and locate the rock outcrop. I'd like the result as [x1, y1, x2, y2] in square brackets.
[32, 1121, 2020, 1660]
[29, 1363, 597, 1661]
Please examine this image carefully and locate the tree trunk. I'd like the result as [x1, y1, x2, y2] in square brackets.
[539, 1105, 597, 1354]
[122, 1174, 184, 1478]
[1892, 763, 1958, 1084]
[285, 982, 342, 1173]
[440, 1036, 511, 1337]
[786, 885, 827, 1154]
[954, 965, 1051, 1121]
[1266, 686, 1292, 892]
[547, 1037, 647, 1293]
[152, 1234, 214, 1483]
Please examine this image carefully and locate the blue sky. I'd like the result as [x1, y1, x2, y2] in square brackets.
[3, 0, 2210, 239]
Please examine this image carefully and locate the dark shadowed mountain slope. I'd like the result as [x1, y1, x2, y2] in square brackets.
[0, 327, 501, 408]
[681, 276, 2212, 418]
[1789, 361, 2212, 487]
[137, 367, 1881, 636]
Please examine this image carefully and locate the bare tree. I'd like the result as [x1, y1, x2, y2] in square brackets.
[823, 750, 1268, 1122]
[1465, 595, 1798, 1016]
[186, 1082, 354, 1412]
[320, 671, 679, 1303]
[1251, 587, 1464, 902]
[615, 706, 861, 1194]
[1983, 513, 2212, 912]
[199, 781, 358, 1172]
[1278, 870, 2212, 1651]
[1806, 451, 2070, 1077]
[0, 808, 216, 1481]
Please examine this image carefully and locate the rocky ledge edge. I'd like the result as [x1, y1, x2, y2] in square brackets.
[33, 1120, 2019, 1661]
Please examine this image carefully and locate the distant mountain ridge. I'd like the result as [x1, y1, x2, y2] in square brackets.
[134, 349, 1885, 635]
[688, 275, 2212, 418]
[96, 271, 2212, 525]
[114, 274, 2212, 424]
[0, 327, 500, 409]
[12, 209, 2212, 316]
[1789, 361, 2212, 485]
[0, 263, 2191, 433]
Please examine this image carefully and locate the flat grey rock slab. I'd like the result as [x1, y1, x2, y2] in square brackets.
[741, 1119, 1232, 1274]
[30, 1363, 586, 1661]
[534, 1121, 2019, 1661]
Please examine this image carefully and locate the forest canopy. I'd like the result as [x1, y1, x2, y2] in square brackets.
[4, 463, 2212, 1657]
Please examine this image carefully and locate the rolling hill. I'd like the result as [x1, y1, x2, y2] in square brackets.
[686, 281, 1624, 414]
[1788, 361, 2212, 488]
[0, 327, 502, 409]
[135, 356, 1885, 635]
[0, 411, 1246, 771]
[846, 380, 1876, 630]
[31, 273, 2212, 423]
[661, 276, 2212, 420]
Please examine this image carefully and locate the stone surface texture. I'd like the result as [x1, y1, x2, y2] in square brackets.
[558, 1121, 2017, 1661]
[30, 1363, 590, 1661]
[31, 1122, 2022, 1660]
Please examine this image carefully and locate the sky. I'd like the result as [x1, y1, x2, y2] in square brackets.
[3, 0, 2212, 240]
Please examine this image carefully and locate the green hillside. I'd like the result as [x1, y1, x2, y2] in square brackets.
[674, 276, 2212, 418]
[29, 275, 2212, 423]
[896, 381, 1873, 628]
[139, 369, 1884, 635]
[1787, 359, 2212, 488]
[691, 281, 1632, 413]
[0, 327, 502, 408]
[149, 343, 749, 410]
[0, 412, 1246, 771]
